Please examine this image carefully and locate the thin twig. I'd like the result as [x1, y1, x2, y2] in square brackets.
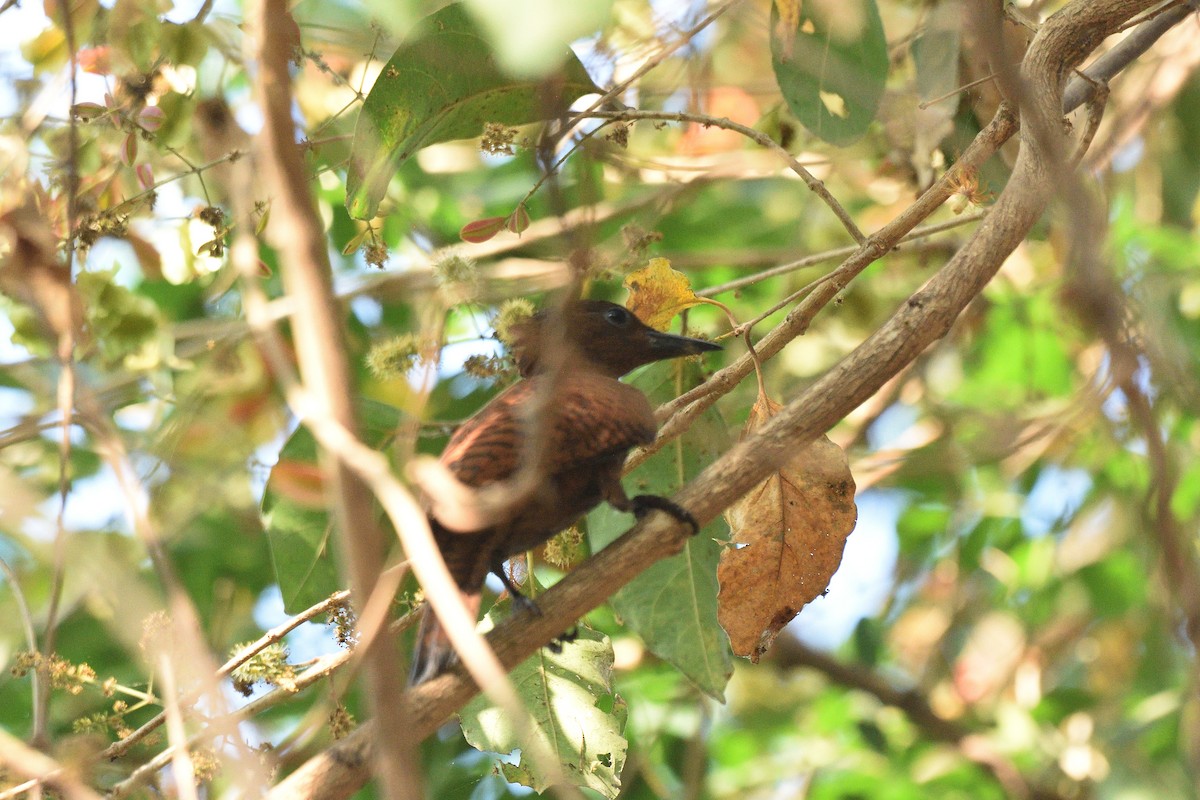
[106, 609, 422, 799]
[567, 0, 743, 130]
[250, 6, 586, 796]
[101, 590, 351, 761]
[252, 2, 422, 796]
[158, 654, 200, 800]
[918, 71, 999, 109]
[588, 108, 866, 243]
[770, 637, 1061, 800]
[0, 728, 105, 800]
[0, 555, 40, 733]
[698, 212, 986, 298]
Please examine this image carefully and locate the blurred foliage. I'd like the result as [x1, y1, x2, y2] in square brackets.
[0, 0, 1198, 798]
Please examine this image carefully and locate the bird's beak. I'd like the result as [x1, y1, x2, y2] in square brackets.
[645, 329, 722, 357]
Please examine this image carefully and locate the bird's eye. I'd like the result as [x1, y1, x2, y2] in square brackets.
[604, 307, 630, 326]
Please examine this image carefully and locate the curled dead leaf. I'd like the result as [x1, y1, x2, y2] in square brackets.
[717, 395, 858, 661]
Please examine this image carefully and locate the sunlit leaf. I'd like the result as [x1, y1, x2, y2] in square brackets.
[461, 620, 627, 798]
[346, 2, 601, 219]
[623, 258, 705, 331]
[770, 0, 888, 145]
[341, 227, 370, 256]
[71, 101, 107, 120]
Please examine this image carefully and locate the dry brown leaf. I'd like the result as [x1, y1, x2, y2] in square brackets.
[623, 257, 704, 331]
[718, 394, 858, 661]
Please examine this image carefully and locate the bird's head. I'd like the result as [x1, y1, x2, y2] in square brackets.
[510, 300, 721, 378]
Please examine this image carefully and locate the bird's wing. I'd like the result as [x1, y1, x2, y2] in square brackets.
[440, 373, 656, 488]
[438, 382, 528, 487]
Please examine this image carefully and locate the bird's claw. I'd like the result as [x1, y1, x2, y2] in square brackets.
[546, 626, 579, 654]
[630, 494, 700, 535]
[511, 592, 542, 617]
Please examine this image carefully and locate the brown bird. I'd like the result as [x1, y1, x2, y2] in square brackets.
[410, 300, 720, 684]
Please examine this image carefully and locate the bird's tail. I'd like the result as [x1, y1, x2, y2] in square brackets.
[409, 589, 481, 686]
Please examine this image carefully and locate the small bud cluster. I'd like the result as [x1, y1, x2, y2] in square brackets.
[542, 526, 585, 569]
[493, 298, 535, 347]
[481, 122, 518, 156]
[229, 642, 296, 696]
[605, 122, 630, 148]
[328, 600, 358, 648]
[463, 353, 513, 380]
[72, 700, 135, 740]
[11, 651, 97, 695]
[364, 241, 389, 269]
[366, 333, 425, 380]
[329, 704, 355, 739]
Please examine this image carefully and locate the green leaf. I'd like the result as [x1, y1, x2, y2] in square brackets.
[76, 267, 164, 368]
[465, 0, 613, 79]
[587, 361, 733, 701]
[1078, 552, 1145, 617]
[460, 621, 628, 798]
[261, 399, 402, 613]
[1032, 687, 1097, 725]
[957, 294, 1076, 406]
[1171, 461, 1200, 518]
[769, 0, 888, 146]
[346, 2, 601, 219]
[896, 501, 949, 545]
[852, 617, 883, 667]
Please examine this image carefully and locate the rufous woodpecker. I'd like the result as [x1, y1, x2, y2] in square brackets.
[410, 300, 720, 685]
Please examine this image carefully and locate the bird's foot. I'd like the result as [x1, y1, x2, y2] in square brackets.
[490, 555, 542, 616]
[510, 591, 542, 617]
[630, 494, 700, 535]
[546, 626, 579, 654]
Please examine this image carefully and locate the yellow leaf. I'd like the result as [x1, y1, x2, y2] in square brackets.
[717, 395, 858, 662]
[623, 258, 704, 331]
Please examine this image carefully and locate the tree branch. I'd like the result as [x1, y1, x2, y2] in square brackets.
[588, 108, 866, 243]
[0, 728, 104, 800]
